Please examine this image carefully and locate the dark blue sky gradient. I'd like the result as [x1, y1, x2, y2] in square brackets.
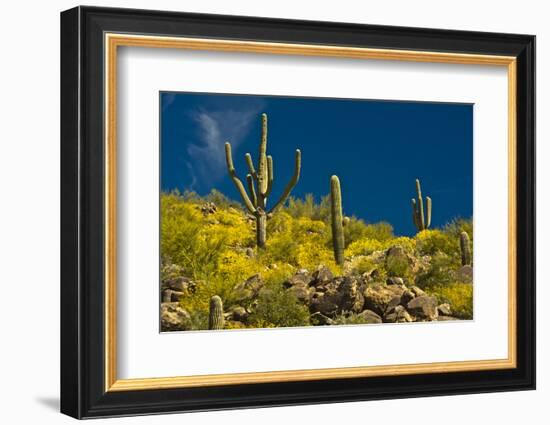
[161, 92, 473, 236]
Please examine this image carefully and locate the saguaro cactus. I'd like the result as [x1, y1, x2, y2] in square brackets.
[225, 113, 301, 248]
[208, 295, 224, 330]
[411, 178, 432, 231]
[330, 175, 345, 266]
[460, 231, 472, 266]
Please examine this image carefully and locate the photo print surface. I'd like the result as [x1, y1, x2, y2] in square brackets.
[160, 92, 473, 332]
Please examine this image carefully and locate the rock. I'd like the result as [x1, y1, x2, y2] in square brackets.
[162, 276, 195, 293]
[407, 296, 439, 320]
[284, 270, 313, 288]
[233, 274, 264, 302]
[339, 276, 364, 313]
[310, 311, 334, 325]
[170, 290, 185, 302]
[384, 305, 414, 323]
[386, 245, 406, 259]
[227, 306, 248, 322]
[161, 289, 172, 303]
[437, 303, 452, 316]
[437, 315, 458, 321]
[357, 309, 382, 324]
[363, 284, 406, 316]
[288, 284, 314, 304]
[200, 202, 217, 215]
[457, 265, 473, 283]
[160, 303, 191, 331]
[386, 277, 404, 285]
[387, 296, 402, 312]
[400, 289, 416, 305]
[410, 286, 426, 297]
[310, 290, 340, 316]
[312, 265, 333, 286]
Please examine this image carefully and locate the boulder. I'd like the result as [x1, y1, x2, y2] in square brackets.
[161, 289, 172, 303]
[384, 305, 414, 323]
[227, 306, 248, 322]
[162, 276, 195, 293]
[311, 265, 334, 286]
[407, 296, 439, 320]
[400, 289, 416, 306]
[284, 270, 313, 288]
[310, 289, 341, 316]
[288, 284, 314, 304]
[410, 286, 426, 297]
[339, 276, 364, 313]
[437, 303, 452, 316]
[363, 284, 406, 316]
[437, 315, 458, 321]
[160, 303, 191, 331]
[233, 274, 264, 302]
[386, 277, 404, 286]
[310, 311, 334, 325]
[357, 309, 383, 324]
[170, 290, 185, 302]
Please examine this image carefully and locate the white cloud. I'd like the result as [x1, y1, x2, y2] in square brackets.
[185, 104, 264, 188]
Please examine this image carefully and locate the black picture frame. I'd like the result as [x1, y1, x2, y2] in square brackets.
[61, 5, 535, 419]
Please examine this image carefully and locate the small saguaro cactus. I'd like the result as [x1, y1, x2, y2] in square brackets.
[224, 113, 301, 248]
[460, 231, 472, 266]
[330, 175, 345, 266]
[208, 295, 224, 330]
[411, 178, 432, 231]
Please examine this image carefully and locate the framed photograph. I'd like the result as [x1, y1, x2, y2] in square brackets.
[60, 6, 535, 419]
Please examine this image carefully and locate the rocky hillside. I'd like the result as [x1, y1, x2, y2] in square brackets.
[160, 191, 473, 332]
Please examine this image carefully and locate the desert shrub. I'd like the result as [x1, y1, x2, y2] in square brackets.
[385, 254, 410, 278]
[285, 194, 331, 222]
[385, 236, 416, 253]
[352, 256, 380, 275]
[161, 194, 226, 280]
[345, 238, 385, 257]
[415, 252, 456, 288]
[248, 286, 311, 328]
[415, 229, 461, 261]
[444, 217, 473, 241]
[204, 189, 242, 209]
[427, 282, 473, 319]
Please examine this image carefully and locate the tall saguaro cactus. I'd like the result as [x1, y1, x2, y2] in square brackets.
[330, 175, 345, 266]
[411, 178, 432, 231]
[460, 231, 472, 266]
[208, 295, 224, 330]
[225, 113, 301, 248]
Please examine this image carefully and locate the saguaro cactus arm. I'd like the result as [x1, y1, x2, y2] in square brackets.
[257, 113, 269, 195]
[412, 178, 432, 231]
[415, 179, 425, 229]
[224, 142, 256, 214]
[330, 175, 345, 266]
[268, 149, 301, 214]
[266, 155, 274, 197]
[244, 153, 257, 180]
[425, 196, 432, 228]
[208, 295, 224, 330]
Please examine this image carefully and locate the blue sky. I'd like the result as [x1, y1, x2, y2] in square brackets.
[161, 92, 473, 236]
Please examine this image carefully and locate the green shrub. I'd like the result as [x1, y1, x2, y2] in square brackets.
[248, 286, 311, 328]
[415, 252, 456, 288]
[385, 254, 410, 278]
[427, 282, 473, 319]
